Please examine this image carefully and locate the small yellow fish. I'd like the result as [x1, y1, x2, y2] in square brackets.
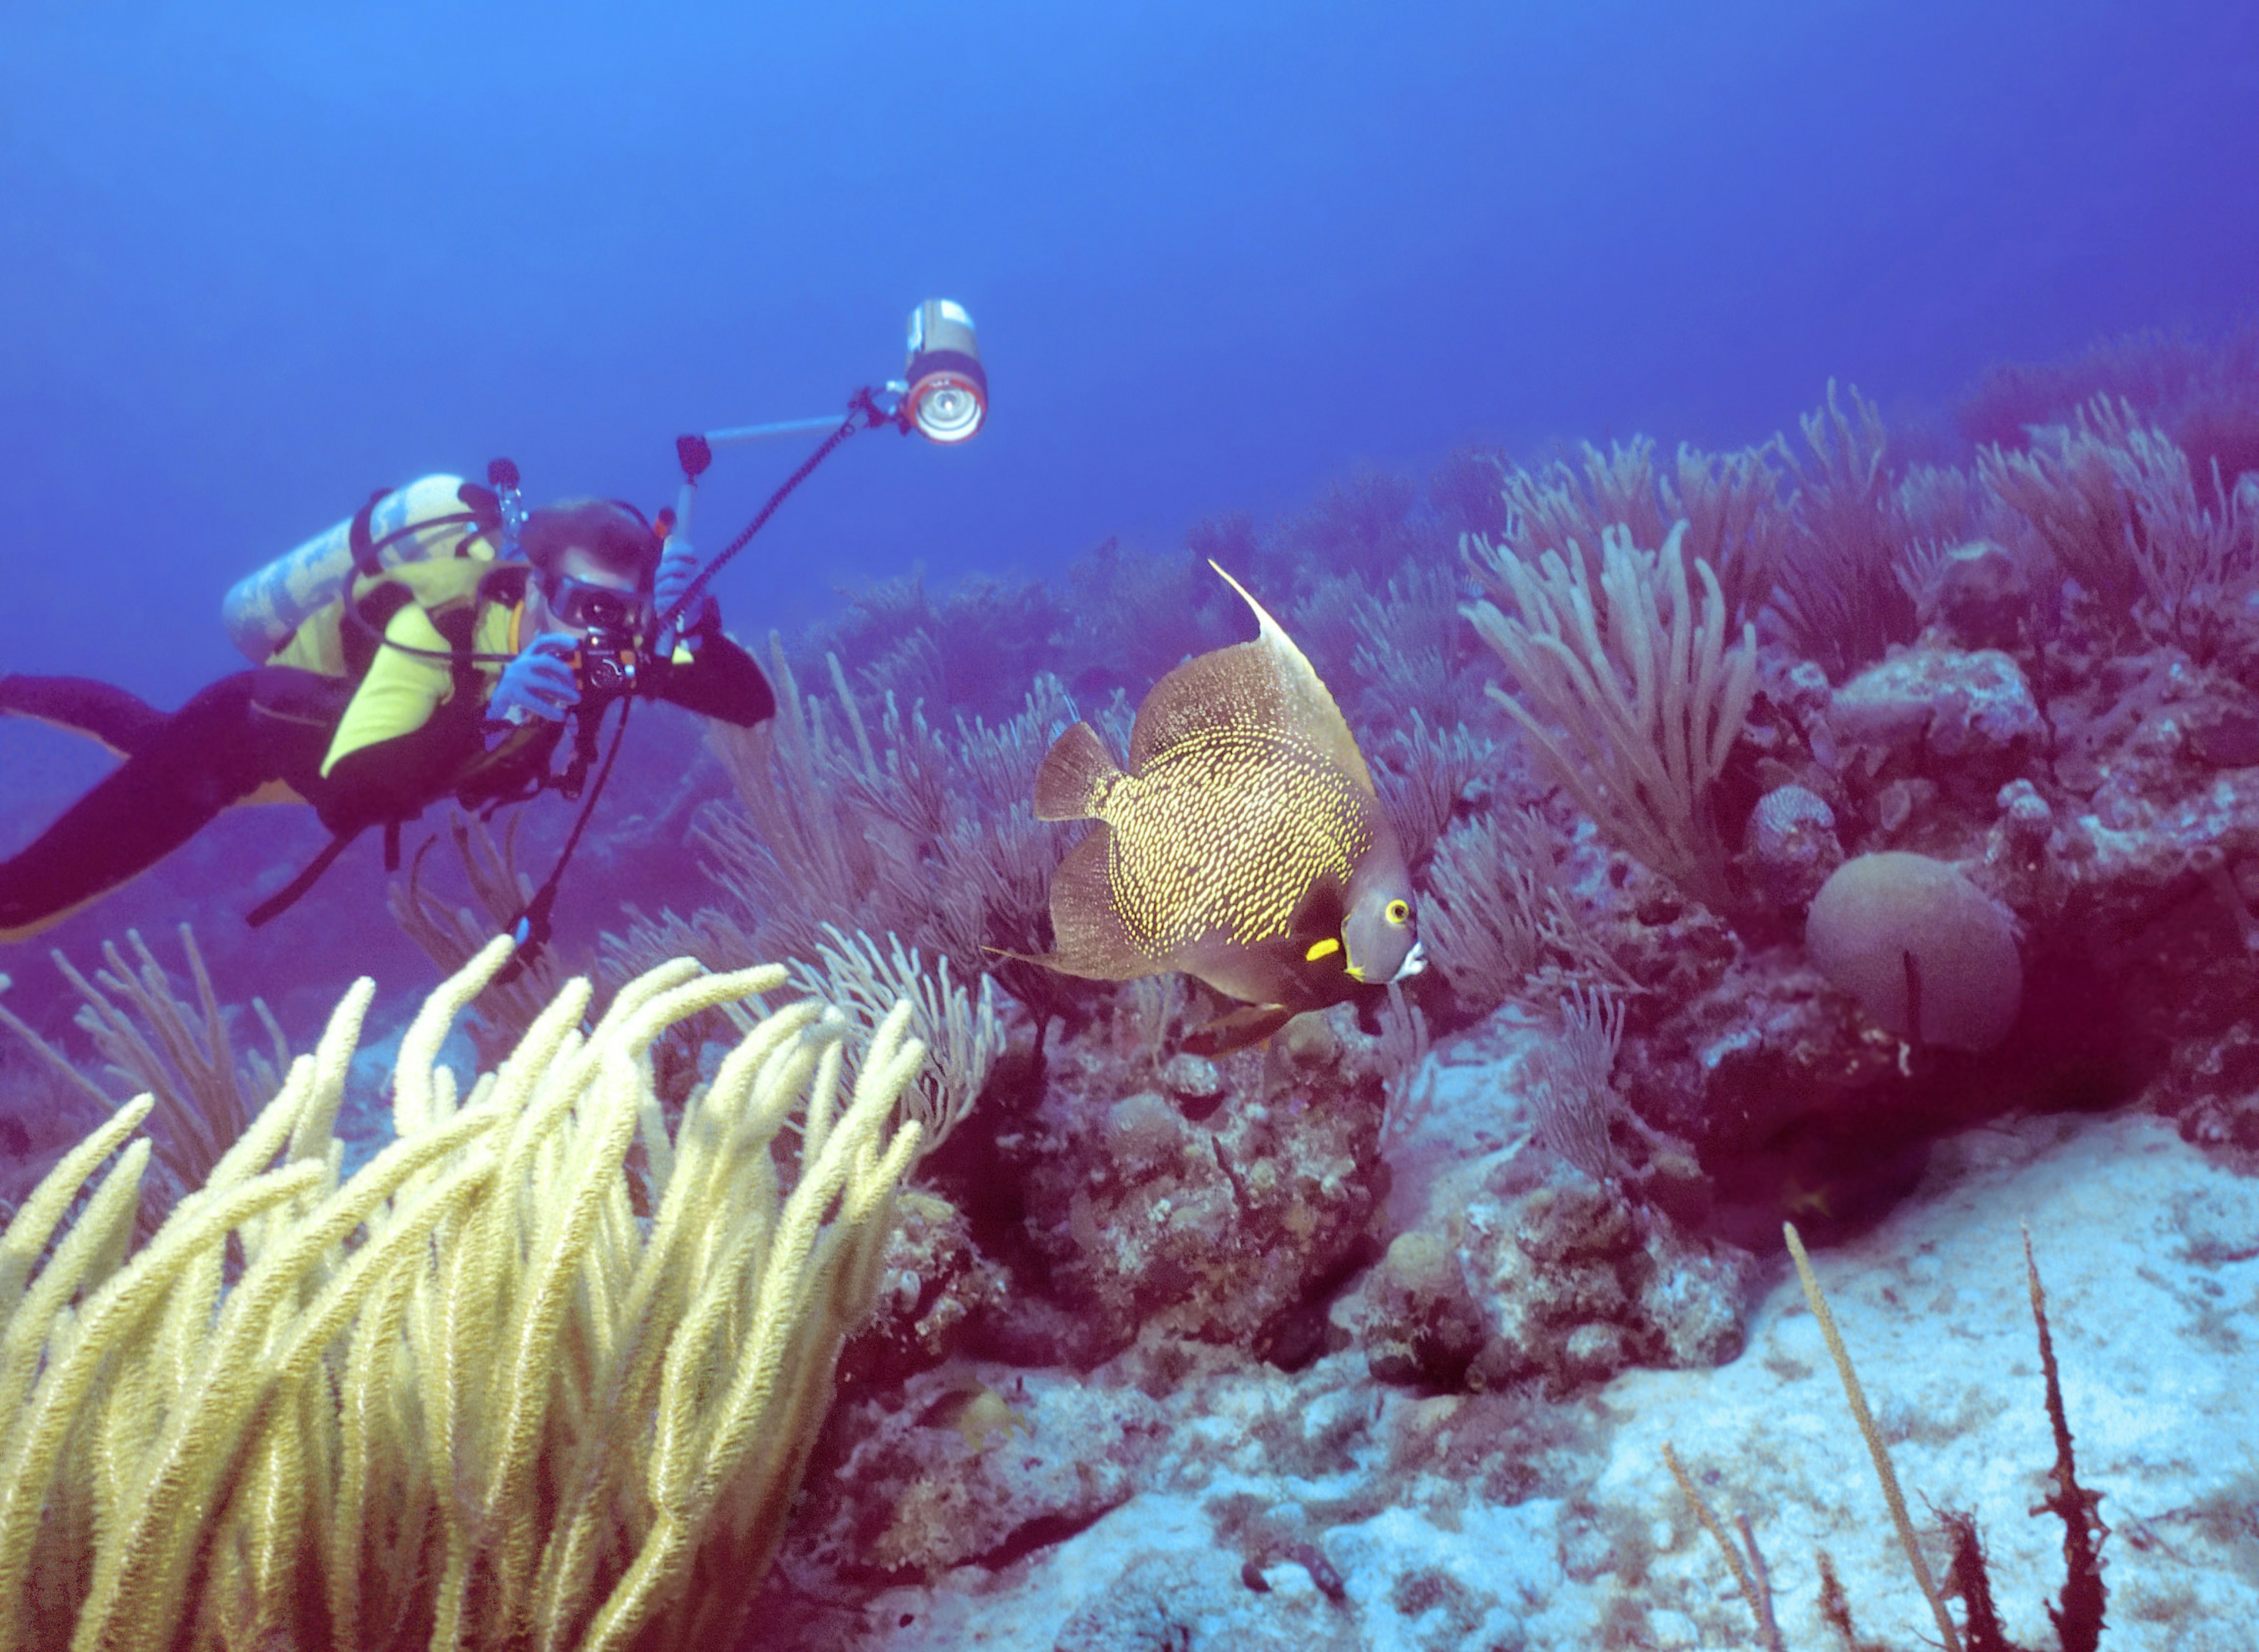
[1029, 563, 1422, 1051]
[918, 1375, 1032, 1451]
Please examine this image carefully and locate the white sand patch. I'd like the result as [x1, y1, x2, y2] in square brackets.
[831, 1107, 2258, 1649]
[1594, 1111, 2259, 1649]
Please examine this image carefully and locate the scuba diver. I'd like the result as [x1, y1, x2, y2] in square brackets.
[0, 490, 775, 945]
[2, 299, 989, 952]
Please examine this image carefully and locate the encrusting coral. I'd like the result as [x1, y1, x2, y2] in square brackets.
[0, 934, 930, 1651]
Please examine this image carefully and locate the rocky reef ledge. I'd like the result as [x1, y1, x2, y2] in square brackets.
[757, 1006, 2259, 1651]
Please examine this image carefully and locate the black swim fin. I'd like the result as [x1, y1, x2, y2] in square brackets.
[0, 675, 169, 757]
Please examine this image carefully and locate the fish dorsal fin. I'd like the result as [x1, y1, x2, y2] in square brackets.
[1034, 721, 1126, 821]
[1125, 562, 1377, 795]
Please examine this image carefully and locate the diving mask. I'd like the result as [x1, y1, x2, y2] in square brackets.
[547, 574, 651, 636]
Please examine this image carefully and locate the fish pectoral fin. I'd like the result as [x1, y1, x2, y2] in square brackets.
[1182, 1003, 1296, 1057]
[1033, 721, 1124, 821]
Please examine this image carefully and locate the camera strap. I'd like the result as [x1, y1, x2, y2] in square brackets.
[492, 691, 632, 987]
[246, 828, 361, 927]
[244, 821, 404, 929]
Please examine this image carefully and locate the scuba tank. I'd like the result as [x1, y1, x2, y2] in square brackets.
[222, 474, 499, 664]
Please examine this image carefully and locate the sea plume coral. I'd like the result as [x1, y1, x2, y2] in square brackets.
[1958, 321, 2259, 491]
[1464, 519, 1757, 911]
[1983, 394, 2259, 657]
[610, 639, 1090, 1025]
[1480, 435, 1786, 635]
[1773, 381, 1920, 681]
[0, 937, 929, 1650]
[0, 925, 288, 1225]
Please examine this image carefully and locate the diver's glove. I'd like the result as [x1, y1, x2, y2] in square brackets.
[654, 544, 714, 654]
[489, 634, 581, 725]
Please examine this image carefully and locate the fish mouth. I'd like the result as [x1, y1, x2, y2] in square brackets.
[1389, 942, 1426, 984]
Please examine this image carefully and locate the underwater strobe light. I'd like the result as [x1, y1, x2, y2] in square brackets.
[658, 297, 988, 639]
[901, 298, 986, 444]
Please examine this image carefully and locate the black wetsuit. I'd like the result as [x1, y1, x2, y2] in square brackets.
[0, 626, 774, 942]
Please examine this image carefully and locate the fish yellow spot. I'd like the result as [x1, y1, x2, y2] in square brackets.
[1305, 937, 1341, 962]
[1104, 728, 1370, 952]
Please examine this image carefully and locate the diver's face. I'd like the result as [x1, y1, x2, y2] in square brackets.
[1342, 877, 1423, 985]
[531, 547, 648, 638]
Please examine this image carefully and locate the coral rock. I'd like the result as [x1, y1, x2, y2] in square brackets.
[809, 1367, 1164, 1581]
[1105, 1092, 1188, 1181]
[1922, 539, 2032, 650]
[1830, 647, 2046, 782]
[1006, 1002, 1390, 1364]
[848, 1190, 1015, 1384]
[1741, 783, 1844, 908]
[1368, 1167, 1753, 1395]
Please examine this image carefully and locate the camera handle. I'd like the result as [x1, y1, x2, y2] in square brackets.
[653, 386, 905, 647]
[497, 379, 836, 981]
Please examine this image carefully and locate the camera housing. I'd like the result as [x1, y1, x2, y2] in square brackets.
[571, 627, 640, 701]
[546, 574, 651, 706]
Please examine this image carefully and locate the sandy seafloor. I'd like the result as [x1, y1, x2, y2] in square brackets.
[791, 1007, 2259, 1651]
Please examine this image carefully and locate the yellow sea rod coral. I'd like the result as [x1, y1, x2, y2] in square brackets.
[0, 936, 929, 1652]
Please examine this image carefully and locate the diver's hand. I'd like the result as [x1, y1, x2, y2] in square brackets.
[654, 544, 714, 652]
[655, 545, 702, 620]
[490, 634, 581, 725]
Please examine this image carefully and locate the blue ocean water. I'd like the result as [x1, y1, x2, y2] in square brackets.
[6, 1, 2254, 695]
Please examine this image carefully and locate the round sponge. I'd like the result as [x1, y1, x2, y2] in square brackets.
[1804, 852, 2022, 1053]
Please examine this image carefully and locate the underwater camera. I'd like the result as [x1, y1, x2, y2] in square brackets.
[547, 575, 648, 702]
[570, 630, 639, 701]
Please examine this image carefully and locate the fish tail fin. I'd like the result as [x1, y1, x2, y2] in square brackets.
[1034, 721, 1125, 821]
[1038, 824, 1154, 980]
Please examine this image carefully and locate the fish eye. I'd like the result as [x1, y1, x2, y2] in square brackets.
[1385, 898, 1410, 926]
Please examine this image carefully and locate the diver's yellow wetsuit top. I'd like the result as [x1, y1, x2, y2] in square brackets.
[0, 544, 776, 941]
[249, 558, 561, 835]
[263, 557, 519, 777]
[294, 599, 521, 777]
[257, 555, 774, 841]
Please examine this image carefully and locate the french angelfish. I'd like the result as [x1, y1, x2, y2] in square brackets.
[1029, 562, 1423, 1053]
